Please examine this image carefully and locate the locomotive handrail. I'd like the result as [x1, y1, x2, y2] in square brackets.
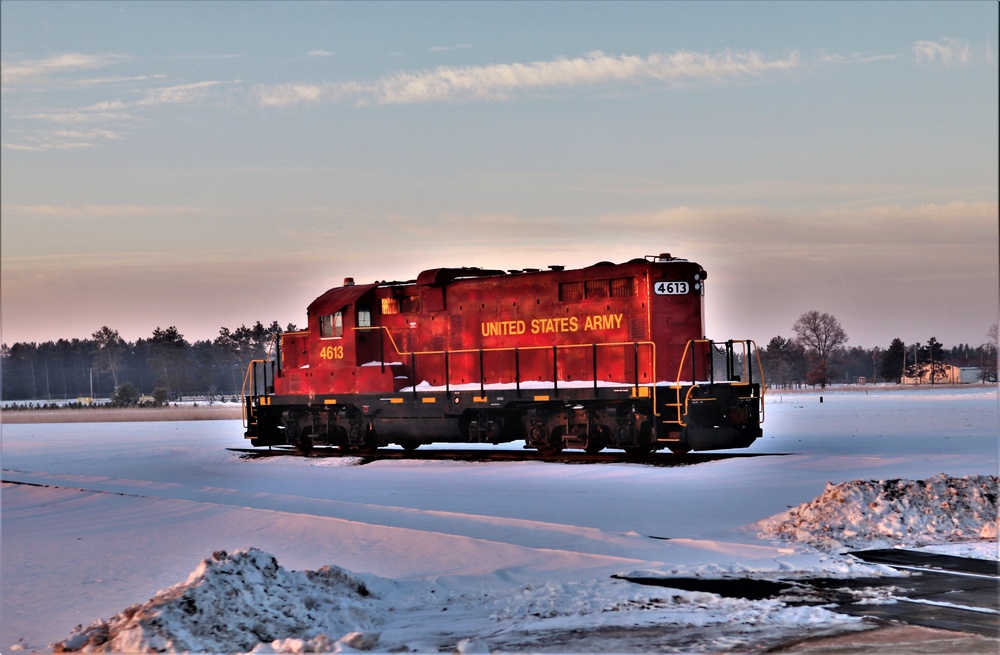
[264, 331, 278, 361]
[241, 358, 265, 428]
[672, 384, 767, 428]
[673, 339, 764, 387]
[672, 339, 766, 426]
[353, 326, 657, 398]
[751, 341, 767, 425]
[250, 329, 764, 427]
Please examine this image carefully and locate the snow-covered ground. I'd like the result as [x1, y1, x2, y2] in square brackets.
[2, 386, 997, 653]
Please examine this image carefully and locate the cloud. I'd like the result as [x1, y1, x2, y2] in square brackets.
[307, 50, 335, 58]
[1, 53, 127, 87]
[0, 51, 224, 140]
[64, 74, 170, 89]
[913, 37, 972, 66]
[537, 200, 996, 274]
[1, 203, 218, 218]
[254, 48, 803, 107]
[135, 80, 228, 106]
[1, 128, 124, 152]
[429, 45, 473, 53]
[85, 100, 128, 111]
[820, 52, 899, 65]
[21, 106, 133, 124]
[256, 82, 326, 106]
[2, 76, 239, 150]
[163, 53, 243, 61]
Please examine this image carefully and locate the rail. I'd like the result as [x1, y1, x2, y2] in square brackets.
[670, 339, 766, 426]
[241, 357, 277, 428]
[244, 330, 764, 430]
[241, 360, 260, 428]
[353, 325, 658, 399]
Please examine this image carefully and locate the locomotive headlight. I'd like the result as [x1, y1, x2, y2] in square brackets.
[694, 283, 701, 291]
[694, 274, 700, 281]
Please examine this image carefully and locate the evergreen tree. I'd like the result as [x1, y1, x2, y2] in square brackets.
[148, 326, 191, 401]
[905, 336, 948, 384]
[881, 338, 906, 383]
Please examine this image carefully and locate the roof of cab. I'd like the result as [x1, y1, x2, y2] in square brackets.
[307, 282, 379, 316]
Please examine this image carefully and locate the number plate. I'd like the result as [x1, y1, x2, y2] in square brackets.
[654, 281, 689, 295]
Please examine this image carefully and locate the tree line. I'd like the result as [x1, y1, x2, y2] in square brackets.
[759, 312, 998, 389]
[2, 313, 997, 403]
[1, 322, 294, 404]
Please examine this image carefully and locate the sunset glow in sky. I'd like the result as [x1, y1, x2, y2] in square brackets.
[2, 1, 997, 349]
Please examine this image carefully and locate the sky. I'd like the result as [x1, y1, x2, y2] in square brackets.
[1, 1, 997, 351]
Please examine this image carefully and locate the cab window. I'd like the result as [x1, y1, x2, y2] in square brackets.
[320, 312, 343, 338]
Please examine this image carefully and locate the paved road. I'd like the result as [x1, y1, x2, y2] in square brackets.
[620, 547, 998, 647]
[832, 549, 999, 638]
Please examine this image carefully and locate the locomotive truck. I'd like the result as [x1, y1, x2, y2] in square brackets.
[243, 254, 764, 454]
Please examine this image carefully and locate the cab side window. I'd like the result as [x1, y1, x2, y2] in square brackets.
[320, 312, 343, 338]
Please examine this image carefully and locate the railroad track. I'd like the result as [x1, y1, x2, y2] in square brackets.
[226, 446, 788, 467]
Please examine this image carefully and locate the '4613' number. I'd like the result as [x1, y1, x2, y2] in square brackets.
[319, 345, 344, 360]
[654, 281, 689, 295]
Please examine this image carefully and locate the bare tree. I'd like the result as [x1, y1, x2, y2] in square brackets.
[792, 310, 849, 388]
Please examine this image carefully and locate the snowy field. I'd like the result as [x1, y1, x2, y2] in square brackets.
[2, 386, 997, 653]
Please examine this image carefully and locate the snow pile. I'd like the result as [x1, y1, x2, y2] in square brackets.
[52, 549, 865, 654]
[54, 549, 382, 653]
[756, 473, 999, 552]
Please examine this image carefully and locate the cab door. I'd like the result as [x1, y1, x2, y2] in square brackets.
[315, 308, 351, 393]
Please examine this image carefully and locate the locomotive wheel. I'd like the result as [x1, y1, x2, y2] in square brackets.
[400, 441, 421, 452]
[536, 427, 564, 456]
[333, 426, 351, 451]
[294, 435, 314, 455]
[584, 433, 606, 454]
[536, 443, 562, 456]
[623, 423, 653, 456]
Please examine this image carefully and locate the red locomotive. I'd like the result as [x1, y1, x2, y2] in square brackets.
[243, 254, 764, 454]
